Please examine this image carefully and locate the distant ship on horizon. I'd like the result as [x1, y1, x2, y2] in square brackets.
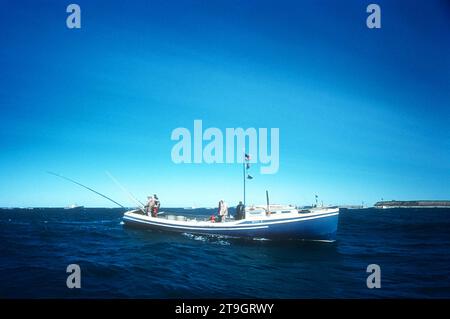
[64, 204, 84, 210]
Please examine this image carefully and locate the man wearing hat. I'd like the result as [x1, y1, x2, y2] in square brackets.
[145, 195, 155, 216]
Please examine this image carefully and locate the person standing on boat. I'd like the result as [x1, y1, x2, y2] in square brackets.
[145, 196, 155, 216]
[235, 201, 245, 220]
[217, 200, 222, 222]
[218, 200, 228, 222]
[152, 194, 160, 217]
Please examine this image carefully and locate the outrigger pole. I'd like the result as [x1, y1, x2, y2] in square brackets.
[47, 171, 125, 208]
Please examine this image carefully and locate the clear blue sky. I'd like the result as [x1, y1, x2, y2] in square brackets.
[1, 0, 449, 207]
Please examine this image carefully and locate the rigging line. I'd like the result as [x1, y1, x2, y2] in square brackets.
[105, 171, 146, 214]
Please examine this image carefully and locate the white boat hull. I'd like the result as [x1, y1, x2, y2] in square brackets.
[123, 207, 339, 241]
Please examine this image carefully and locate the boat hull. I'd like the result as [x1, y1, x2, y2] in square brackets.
[123, 209, 339, 241]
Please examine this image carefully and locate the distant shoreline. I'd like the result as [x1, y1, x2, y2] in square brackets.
[374, 200, 450, 208]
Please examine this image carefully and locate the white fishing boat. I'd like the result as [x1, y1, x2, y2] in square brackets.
[123, 153, 339, 241]
[123, 204, 339, 241]
[49, 168, 339, 241]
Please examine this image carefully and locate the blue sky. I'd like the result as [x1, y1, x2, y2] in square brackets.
[0, 0, 449, 207]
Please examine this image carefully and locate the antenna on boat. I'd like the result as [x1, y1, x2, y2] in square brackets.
[47, 171, 125, 208]
[105, 171, 146, 214]
[266, 190, 270, 212]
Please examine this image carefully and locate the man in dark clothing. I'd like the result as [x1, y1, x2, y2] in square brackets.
[235, 201, 245, 220]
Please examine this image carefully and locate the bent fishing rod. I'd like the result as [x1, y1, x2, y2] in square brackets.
[47, 171, 125, 209]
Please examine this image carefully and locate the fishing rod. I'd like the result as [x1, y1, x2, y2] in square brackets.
[105, 171, 147, 214]
[105, 173, 165, 216]
[47, 171, 125, 208]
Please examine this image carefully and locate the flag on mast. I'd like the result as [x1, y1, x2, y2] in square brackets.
[245, 153, 251, 171]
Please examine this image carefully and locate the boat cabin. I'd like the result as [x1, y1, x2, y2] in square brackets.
[244, 204, 298, 220]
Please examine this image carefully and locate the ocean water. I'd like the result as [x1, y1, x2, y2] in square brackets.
[0, 207, 449, 298]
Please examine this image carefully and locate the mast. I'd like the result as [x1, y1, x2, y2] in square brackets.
[243, 159, 246, 206]
[242, 151, 252, 207]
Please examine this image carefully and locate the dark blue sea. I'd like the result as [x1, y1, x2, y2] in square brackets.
[1, 208, 449, 298]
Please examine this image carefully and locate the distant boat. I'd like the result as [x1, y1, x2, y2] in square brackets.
[64, 204, 84, 210]
[182, 203, 198, 210]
